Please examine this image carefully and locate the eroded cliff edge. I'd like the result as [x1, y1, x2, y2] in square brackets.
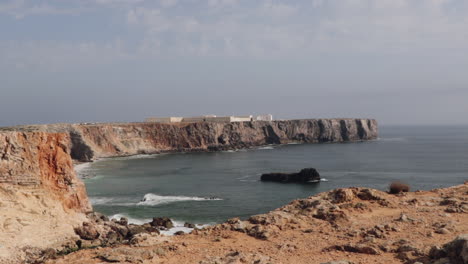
[8, 118, 378, 161]
[0, 132, 91, 262]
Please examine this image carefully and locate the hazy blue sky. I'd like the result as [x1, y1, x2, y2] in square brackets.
[1, 0, 467, 126]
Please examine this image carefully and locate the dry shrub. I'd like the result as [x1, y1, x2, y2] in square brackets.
[389, 182, 410, 194]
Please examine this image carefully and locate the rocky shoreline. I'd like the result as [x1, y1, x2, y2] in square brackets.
[5, 119, 466, 263]
[49, 183, 468, 264]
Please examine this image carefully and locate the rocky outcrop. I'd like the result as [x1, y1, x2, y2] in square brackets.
[0, 132, 91, 212]
[0, 132, 91, 262]
[49, 183, 468, 264]
[261, 168, 321, 183]
[6, 119, 377, 161]
[429, 234, 468, 264]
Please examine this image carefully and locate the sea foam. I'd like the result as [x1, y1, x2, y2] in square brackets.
[108, 215, 212, 235]
[137, 193, 222, 206]
[258, 146, 274, 150]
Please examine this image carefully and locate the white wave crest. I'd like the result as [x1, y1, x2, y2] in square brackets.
[258, 146, 274, 150]
[89, 197, 116, 205]
[159, 220, 212, 236]
[108, 215, 213, 235]
[137, 193, 222, 206]
[89, 196, 135, 206]
[74, 162, 96, 179]
[105, 154, 162, 161]
[74, 162, 91, 173]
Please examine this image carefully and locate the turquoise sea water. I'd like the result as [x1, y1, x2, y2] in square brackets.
[81, 126, 468, 225]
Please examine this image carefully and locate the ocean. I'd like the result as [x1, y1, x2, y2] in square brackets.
[79, 126, 468, 228]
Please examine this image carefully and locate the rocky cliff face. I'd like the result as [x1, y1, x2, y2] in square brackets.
[29, 119, 376, 161]
[0, 132, 91, 262]
[0, 132, 90, 212]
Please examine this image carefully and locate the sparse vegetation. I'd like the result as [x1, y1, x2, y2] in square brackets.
[389, 182, 410, 194]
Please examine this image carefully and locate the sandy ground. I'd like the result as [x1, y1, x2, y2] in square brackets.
[0, 185, 86, 264]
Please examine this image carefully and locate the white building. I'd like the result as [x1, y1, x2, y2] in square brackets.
[145, 114, 269, 123]
[256, 114, 273, 121]
[144, 117, 183, 123]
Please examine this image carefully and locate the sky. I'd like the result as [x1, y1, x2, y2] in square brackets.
[1, 0, 467, 126]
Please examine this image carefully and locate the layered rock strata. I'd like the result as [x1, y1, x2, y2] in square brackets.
[0, 132, 90, 212]
[4, 119, 378, 161]
[0, 132, 91, 263]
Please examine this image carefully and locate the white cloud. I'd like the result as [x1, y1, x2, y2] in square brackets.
[122, 0, 467, 57]
[2, 0, 468, 65]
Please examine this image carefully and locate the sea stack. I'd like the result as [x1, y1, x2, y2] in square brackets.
[260, 168, 321, 183]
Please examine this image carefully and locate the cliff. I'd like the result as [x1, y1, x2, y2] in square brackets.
[7, 118, 377, 161]
[0, 132, 90, 212]
[0, 132, 90, 262]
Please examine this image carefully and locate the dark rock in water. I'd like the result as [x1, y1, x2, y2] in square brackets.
[184, 222, 195, 228]
[260, 168, 320, 183]
[150, 217, 174, 229]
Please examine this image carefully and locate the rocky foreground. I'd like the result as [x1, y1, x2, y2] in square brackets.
[48, 183, 468, 264]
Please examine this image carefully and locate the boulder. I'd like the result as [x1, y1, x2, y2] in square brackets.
[184, 222, 195, 228]
[74, 222, 100, 240]
[127, 225, 148, 238]
[260, 168, 320, 183]
[430, 234, 468, 264]
[150, 217, 174, 229]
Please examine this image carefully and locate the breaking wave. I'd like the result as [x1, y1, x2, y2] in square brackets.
[89, 197, 135, 206]
[258, 146, 274, 150]
[137, 193, 222, 206]
[103, 154, 163, 161]
[89, 197, 116, 205]
[108, 215, 213, 235]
